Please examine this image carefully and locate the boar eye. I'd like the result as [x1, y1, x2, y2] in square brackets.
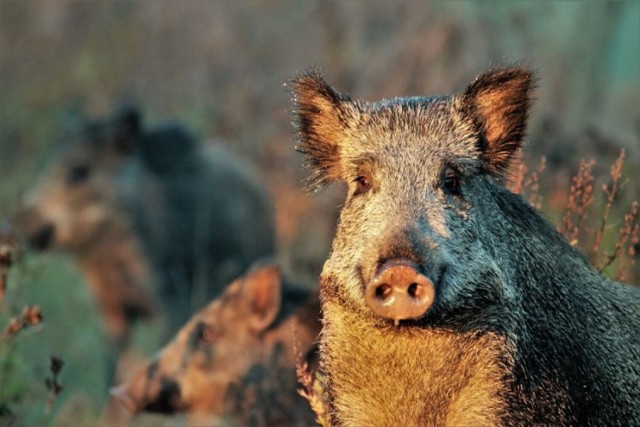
[353, 173, 373, 196]
[441, 166, 461, 196]
[190, 322, 221, 349]
[199, 326, 221, 344]
[67, 165, 91, 185]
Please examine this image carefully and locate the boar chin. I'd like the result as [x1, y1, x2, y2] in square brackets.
[109, 379, 185, 415]
[141, 378, 184, 414]
[109, 384, 141, 414]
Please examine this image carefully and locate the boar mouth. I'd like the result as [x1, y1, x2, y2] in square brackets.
[142, 378, 184, 414]
[27, 223, 55, 251]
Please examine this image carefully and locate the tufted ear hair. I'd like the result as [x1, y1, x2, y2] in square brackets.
[460, 67, 535, 177]
[292, 71, 360, 188]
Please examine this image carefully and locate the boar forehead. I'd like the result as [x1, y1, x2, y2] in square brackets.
[342, 96, 481, 179]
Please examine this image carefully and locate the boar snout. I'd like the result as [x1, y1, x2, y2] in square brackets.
[110, 368, 183, 415]
[27, 222, 55, 251]
[143, 377, 182, 414]
[109, 383, 139, 414]
[365, 260, 435, 322]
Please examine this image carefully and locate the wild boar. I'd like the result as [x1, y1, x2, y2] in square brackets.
[21, 107, 276, 382]
[110, 263, 321, 426]
[293, 67, 640, 426]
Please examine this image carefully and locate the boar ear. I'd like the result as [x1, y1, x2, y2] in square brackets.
[111, 106, 142, 155]
[460, 67, 535, 177]
[139, 125, 197, 173]
[243, 265, 282, 332]
[293, 71, 358, 188]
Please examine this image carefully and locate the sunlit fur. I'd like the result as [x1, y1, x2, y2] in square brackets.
[113, 264, 321, 426]
[294, 67, 640, 426]
[322, 304, 510, 426]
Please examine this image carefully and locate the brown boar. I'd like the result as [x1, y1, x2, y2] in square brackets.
[293, 67, 640, 426]
[109, 263, 321, 427]
[21, 124, 155, 383]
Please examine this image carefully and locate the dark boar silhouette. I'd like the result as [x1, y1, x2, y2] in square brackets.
[293, 67, 640, 426]
[22, 107, 276, 383]
[108, 263, 321, 427]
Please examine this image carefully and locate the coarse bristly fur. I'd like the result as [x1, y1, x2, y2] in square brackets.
[292, 66, 640, 426]
[110, 263, 321, 427]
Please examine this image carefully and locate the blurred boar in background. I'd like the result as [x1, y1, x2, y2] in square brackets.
[293, 68, 640, 426]
[109, 263, 320, 427]
[20, 107, 276, 382]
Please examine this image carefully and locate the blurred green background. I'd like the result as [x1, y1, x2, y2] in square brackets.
[0, 1, 638, 425]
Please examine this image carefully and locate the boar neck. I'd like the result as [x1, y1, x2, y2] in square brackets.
[264, 286, 321, 363]
[478, 183, 640, 424]
[481, 183, 635, 334]
[227, 287, 320, 427]
[77, 223, 154, 333]
[322, 303, 511, 426]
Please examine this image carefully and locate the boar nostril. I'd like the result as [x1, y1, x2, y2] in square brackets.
[407, 283, 418, 298]
[365, 261, 435, 322]
[375, 284, 392, 300]
[143, 378, 182, 414]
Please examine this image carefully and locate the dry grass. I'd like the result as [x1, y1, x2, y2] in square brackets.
[2, 305, 43, 339]
[511, 151, 638, 283]
[295, 357, 330, 427]
[44, 356, 64, 417]
[0, 243, 12, 306]
[560, 158, 595, 246]
[0, 3, 637, 424]
[558, 151, 638, 281]
[509, 156, 546, 210]
[600, 200, 638, 281]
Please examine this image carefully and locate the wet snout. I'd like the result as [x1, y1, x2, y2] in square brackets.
[109, 382, 140, 414]
[17, 200, 56, 251]
[365, 260, 435, 321]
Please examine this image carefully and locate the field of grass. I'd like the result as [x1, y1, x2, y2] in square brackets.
[0, 2, 638, 425]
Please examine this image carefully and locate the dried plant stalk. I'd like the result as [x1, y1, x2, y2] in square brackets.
[296, 359, 330, 427]
[592, 150, 626, 265]
[602, 201, 639, 280]
[617, 211, 639, 282]
[508, 155, 527, 195]
[293, 325, 330, 427]
[508, 156, 546, 210]
[3, 306, 43, 339]
[0, 244, 12, 306]
[560, 159, 595, 246]
[524, 157, 546, 210]
[44, 356, 64, 417]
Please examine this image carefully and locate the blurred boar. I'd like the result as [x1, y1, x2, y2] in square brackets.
[293, 68, 640, 426]
[110, 263, 320, 427]
[21, 107, 276, 380]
